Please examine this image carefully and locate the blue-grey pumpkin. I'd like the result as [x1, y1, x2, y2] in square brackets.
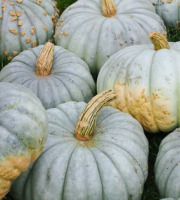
[10, 90, 149, 200]
[0, 42, 96, 109]
[0, 82, 48, 199]
[54, 0, 166, 78]
[0, 0, 59, 68]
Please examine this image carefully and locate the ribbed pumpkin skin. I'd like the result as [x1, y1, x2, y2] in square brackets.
[0, 0, 58, 68]
[97, 42, 180, 133]
[10, 102, 149, 200]
[54, 0, 166, 77]
[0, 82, 48, 199]
[155, 128, 180, 198]
[0, 45, 96, 109]
[149, 0, 180, 29]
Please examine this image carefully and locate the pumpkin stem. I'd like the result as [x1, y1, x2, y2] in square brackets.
[36, 42, 55, 77]
[101, 0, 117, 17]
[148, 31, 170, 51]
[74, 89, 117, 141]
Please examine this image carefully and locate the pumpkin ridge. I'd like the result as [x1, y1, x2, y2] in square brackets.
[97, 127, 147, 154]
[147, 48, 159, 130]
[56, 72, 94, 100]
[62, 16, 99, 49]
[95, 145, 138, 193]
[61, 145, 78, 199]
[57, 106, 76, 129]
[10, 4, 22, 56]
[48, 115, 74, 133]
[95, 137, 147, 177]
[52, 75, 74, 102]
[17, 3, 46, 43]
[94, 18, 106, 75]
[86, 147, 104, 199]
[90, 146, 129, 199]
[19, 2, 49, 39]
[13, 2, 39, 45]
[159, 155, 180, 196]
[156, 147, 180, 181]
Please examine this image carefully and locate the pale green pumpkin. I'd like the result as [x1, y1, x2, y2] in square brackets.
[97, 31, 180, 133]
[0, 82, 48, 199]
[155, 128, 180, 198]
[149, 0, 180, 29]
[0, 0, 59, 68]
[54, 0, 166, 78]
[10, 90, 149, 200]
[0, 42, 96, 109]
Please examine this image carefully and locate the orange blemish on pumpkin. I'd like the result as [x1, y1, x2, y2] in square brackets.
[13, 51, 18, 56]
[0, 154, 30, 199]
[32, 41, 37, 47]
[17, 0, 22, 3]
[109, 81, 176, 133]
[9, 28, 18, 35]
[2, 4, 6, 12]
[11, 16, 17, 21]
[63, 31, 68, 36]
[18, 21, 23, 26]
[9, 10, 16, 16]
[4, 50, 9, 56]
[21, 30, 25, 37]
[0, 146, 44, 199]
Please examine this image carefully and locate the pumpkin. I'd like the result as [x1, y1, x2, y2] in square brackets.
[149, 0, 180, 29]
[0, 82, 48, 199]
[97, 31, 180, 133]
[54, 0, 166, 78]
[0, 0, 59, 68]
[0, 42, 96, 109]
[10, 90, 149, 200]
[155, 128, 180, 198]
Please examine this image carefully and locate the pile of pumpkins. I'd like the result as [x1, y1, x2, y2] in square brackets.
[0, 0, 180, 199]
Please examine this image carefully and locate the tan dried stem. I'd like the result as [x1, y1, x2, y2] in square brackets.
[36, 42, 55, 77]
[148, 31, 170, 51]
[74, 89, 117, 141]
[101, 0, 117, 17]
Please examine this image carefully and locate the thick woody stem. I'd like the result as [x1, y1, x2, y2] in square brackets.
[74, 89, 117, 141]
[36, 42, 55, 77]
[101, 0, 117, 17]
[148, 31, 170, 50]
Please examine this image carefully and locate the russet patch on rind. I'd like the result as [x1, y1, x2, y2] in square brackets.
[0, 154, 31, 199]
[110, 81, 176, 133]
[0, 146, 44, 200]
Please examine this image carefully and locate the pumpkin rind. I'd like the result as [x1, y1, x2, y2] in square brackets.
[10, 101, 149, 200]
[97, 39, 180, 133]
[0, 0, 59, 68]
[0, 82, 48, 199]
[149, 0, 180, 29]
[0, 44, 96, 109]
[155, 128, 180, 198]
[54, 0, 166, 77]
